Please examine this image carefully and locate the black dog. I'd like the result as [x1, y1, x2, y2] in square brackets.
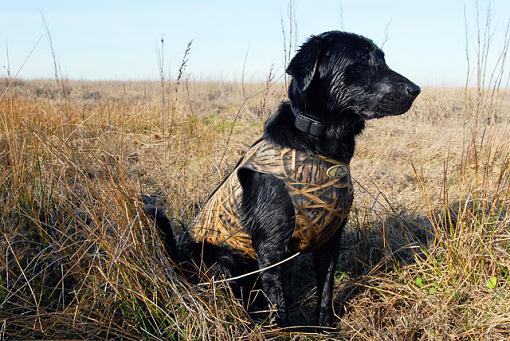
[146, 30, 420, 327]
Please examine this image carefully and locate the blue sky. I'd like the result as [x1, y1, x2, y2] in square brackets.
[1, 0, 509, 86]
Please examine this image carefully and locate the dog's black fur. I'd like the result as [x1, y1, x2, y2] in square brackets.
[145, 31, 420, 327]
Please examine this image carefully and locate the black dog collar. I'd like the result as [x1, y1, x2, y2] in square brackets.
[290, 105, 327, 137]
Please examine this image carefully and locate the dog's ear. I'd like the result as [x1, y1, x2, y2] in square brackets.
[286, 36, 322, 92]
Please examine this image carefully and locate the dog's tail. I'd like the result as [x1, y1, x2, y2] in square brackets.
[142, 194, 180, 262]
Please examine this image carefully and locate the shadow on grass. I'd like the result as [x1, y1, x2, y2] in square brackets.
[284, 210, 436, 326]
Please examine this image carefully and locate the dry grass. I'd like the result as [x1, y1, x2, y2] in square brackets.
[0, 78, 509, 340]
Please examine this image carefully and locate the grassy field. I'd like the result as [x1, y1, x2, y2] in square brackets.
[0, 78, 509, 339]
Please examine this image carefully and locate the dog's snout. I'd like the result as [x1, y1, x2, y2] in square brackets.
[405, 83, 421, 97]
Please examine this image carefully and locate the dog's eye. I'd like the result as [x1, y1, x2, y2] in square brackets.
[343, 62, 366, 85]
[347, 62, 364, 73]
[359, 54, 370, 64]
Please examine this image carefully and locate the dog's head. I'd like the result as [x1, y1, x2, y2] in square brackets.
[286, 31, 420, 121]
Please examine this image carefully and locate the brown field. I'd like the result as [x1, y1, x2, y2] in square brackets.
[0, 78, 509, 339]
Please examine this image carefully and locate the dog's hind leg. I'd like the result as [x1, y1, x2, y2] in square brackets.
[312, 224, 344, 326]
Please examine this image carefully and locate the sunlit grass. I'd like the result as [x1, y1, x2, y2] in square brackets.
[0, 79, 509, 339]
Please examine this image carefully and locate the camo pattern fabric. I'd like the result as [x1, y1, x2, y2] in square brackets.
[191, 139, 353, 259]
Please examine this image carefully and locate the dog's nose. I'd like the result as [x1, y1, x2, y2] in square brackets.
[405, 83, 421, 97]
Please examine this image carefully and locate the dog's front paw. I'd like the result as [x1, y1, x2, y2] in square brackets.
[277, 315, 290, 327]
[267, 306, 290, 327]
[317, 307, 336, 327]
[269, 309, 289, 327]
[318, 315, 331, 327]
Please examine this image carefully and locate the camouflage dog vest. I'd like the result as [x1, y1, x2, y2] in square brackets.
[191, 139, 353, 259]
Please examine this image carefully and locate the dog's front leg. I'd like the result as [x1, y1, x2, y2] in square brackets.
[313, 224, 344, 326]
[254, 241, 291, 325]
[239, 170, 295, 326]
